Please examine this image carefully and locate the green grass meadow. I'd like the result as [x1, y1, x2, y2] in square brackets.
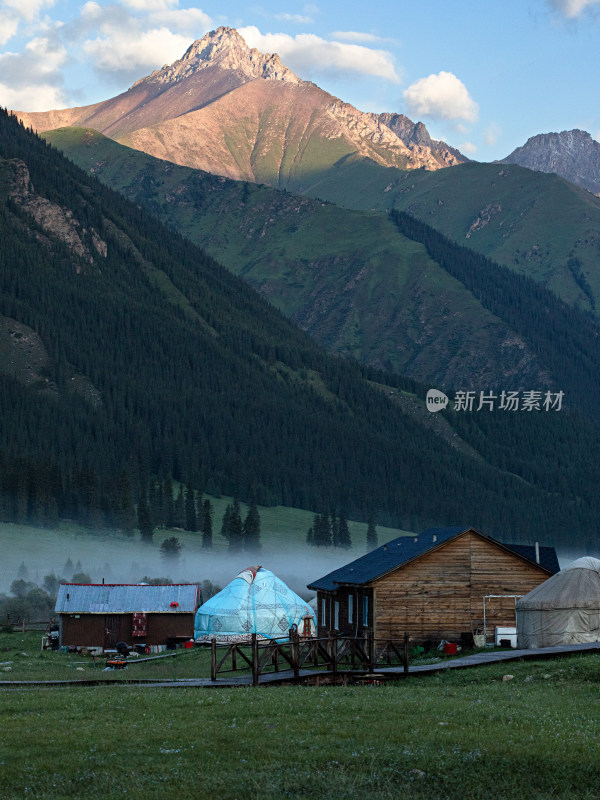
[1, 641, 600, 799]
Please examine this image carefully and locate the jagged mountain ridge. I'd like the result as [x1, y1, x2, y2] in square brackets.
[15, 26, 467, 188]
[500, 129, 600, 196]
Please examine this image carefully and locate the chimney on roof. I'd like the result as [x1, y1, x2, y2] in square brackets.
[433, 534, 437, 542]
[535, 541, 540, 564]
[414, 537, 418, 543]
[383, 544, 387, 551]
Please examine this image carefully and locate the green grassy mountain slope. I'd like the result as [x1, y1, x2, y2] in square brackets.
[42, 128, 559, 391]
[295, 157, 600, 318]
[3, 110, 600, 549]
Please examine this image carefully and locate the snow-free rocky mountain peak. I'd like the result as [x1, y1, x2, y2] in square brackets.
[500, 129, 600, 195]
[16, 27, 467, 188]
[132, 26, 302, 89]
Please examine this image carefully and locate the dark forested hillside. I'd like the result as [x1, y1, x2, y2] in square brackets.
[391, 210, 600, 420]
[1, 109, 600, 550]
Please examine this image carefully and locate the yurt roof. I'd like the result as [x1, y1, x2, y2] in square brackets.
[516, 557, 600, 611]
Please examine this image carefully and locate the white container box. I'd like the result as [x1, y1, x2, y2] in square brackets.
[495, 626, 517, 648]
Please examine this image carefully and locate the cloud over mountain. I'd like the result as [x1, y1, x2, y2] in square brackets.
[238, 26, 401, 83]
[403, 71, 478, 124]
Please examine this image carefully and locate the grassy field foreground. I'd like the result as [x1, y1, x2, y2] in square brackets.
[1, 650, 600, 799]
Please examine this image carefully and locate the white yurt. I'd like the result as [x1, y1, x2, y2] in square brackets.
[516, 556, 600, 648]
[194, 566, 316, 643]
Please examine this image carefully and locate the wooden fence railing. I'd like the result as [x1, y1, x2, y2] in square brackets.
[210, 630, 411, 685]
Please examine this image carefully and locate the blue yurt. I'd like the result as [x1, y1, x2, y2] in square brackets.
[194, 566, 316, 643]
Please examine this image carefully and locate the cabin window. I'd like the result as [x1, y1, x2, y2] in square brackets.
[321, 598, 327, 626]
[362, 595, 369, 626]
[334, 601, 340, 630]
[348, 594, 353, 624]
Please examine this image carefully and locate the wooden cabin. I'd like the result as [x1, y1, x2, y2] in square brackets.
[307, 527, 559, 645]
[55, 583, 201, 652]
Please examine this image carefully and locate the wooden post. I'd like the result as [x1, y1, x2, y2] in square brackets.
[232, 645, 237, 671]
[369, 632, 375, 672]
[403, 632, 410, 678]
[251, 633, 259, 686]
[210, 638, 217, 682]
[331, 636, 337, 680]
[293, 628, 299, 679]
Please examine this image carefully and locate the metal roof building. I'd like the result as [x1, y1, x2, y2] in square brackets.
[55, 583, 201, 651]
[55, 583, 199, 614]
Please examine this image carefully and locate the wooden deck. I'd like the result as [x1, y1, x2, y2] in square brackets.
[2, 641, 599, 690]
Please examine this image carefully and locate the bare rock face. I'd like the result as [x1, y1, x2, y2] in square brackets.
[500, 130, 600, 195]
[133, 26, 302, 89]
[7, 158, 107, 264]
[379, 112, 469, 169]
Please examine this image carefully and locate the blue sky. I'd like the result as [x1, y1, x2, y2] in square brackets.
[1, 0, 599, 161]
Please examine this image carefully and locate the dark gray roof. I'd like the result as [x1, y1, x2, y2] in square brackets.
[307, 527, 559, 592]
[55, 583, 199, 614]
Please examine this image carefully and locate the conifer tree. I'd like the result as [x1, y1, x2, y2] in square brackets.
[366, 514, 378, 551]
[185, 483, 197, 532]
[173, 485, 185, 529]
[163, 479, 175, 529]
[331, 511, 340, 547]
[220, 504, 232, 539]
[137, 492, 154, 542]
[313, 512, 332, 547]
[202, 498, 213, 549]
[160, 536, 182, 565]
[149, 481, 163, 528]
[243, 500, 261, 553]
[116, 472, 136, 533]
[337, 510, 352, 549]
[228, 499, 243, 553]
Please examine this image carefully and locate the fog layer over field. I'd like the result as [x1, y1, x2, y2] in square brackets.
[0, 524, 368, 600]
[0, 522, 590, 601]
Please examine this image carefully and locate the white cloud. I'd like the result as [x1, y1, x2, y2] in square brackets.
[458, 141, 477, 154]
[0, 36, 67, 110]
[403, 71, 479, 123]
[238, 26, 401, 83]
[1, 0, 55, 23]
[484, 122, 502, 147]
[273, 13, 314, 24]
[330, 31, 383, 43]
[120, 0, 178, 10]
[549, 0, 600, 17]
[0, 80, 65, 110]
[0, 12, 19, 44]
[151, 8, 212, 33]
[83, 25, 191, 74]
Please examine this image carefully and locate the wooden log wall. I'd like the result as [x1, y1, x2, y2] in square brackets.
[374, 531, 551, 642]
